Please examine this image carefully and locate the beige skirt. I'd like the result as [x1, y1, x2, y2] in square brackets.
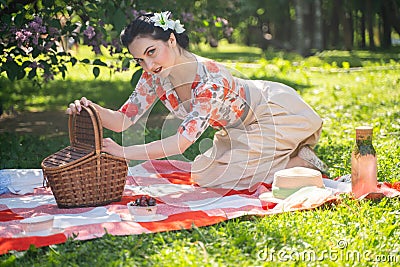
[191, 80, 323, 191]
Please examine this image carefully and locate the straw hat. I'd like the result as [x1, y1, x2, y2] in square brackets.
[272, 167, 325, 199]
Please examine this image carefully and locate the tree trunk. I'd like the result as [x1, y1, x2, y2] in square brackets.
[366, 0, 375, 49]
[339, 0, 353, 50]
[380, 2, 392, 48]
[303, 1, 314, 54]
[294, 0, 306, 55]
[272, 1, 292, 50]
[330, 0, 342, 48]
[382, 0, 400, 35]
[360, 2, 366, 48]
[313, 0, 323, 51]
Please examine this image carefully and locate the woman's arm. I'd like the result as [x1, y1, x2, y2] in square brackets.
[91, 103, 132, 132]
[66, 97, 132, 132]
[102, 133, 192, 160]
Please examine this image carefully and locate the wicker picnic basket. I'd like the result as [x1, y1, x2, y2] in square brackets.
[41, 104, 128, 208]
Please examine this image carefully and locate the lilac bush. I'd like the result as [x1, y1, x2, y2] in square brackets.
[0, 1, 236, 83]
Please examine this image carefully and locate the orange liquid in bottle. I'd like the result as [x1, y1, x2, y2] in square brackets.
[351, 126, 377, 198]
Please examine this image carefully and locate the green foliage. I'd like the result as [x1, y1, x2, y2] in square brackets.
[0, 0, 238, 85]
[0, 133, 69, 169]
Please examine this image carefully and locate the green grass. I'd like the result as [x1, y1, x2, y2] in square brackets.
[1, 43, 400, 266]
[195, 40, 263, 62]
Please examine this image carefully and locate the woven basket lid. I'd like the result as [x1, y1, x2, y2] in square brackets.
[69, 105, 102, 152]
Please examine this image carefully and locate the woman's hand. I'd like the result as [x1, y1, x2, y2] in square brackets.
[66, 97, 92, 115]
[102, 138, 125, 158]
[66, 97, 130, 133]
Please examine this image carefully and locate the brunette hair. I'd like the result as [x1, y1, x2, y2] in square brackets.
[120, 13, 189, 50]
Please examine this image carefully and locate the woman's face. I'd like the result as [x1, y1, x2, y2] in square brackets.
[128, 36, 176, 78]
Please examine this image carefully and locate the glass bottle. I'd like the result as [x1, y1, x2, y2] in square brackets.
[351, 126, 377, 198]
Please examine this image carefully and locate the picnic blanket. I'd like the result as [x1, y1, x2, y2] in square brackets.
[1, 160, 399, 255]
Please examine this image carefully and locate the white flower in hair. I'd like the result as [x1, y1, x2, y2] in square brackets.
[173, 20, 185, 34]
[150, 11, 185, 33]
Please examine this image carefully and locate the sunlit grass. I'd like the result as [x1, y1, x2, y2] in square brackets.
[195, 39, 263, 62]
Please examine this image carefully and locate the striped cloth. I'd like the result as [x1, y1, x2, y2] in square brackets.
[1, 160, 399, 254]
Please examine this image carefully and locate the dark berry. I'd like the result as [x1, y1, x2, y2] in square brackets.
[148, 197, 156, 206]
[135, 198, 141, 206]
[140, 199, 148, 206]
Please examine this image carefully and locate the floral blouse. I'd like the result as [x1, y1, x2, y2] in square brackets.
[119, 55, 249, 143]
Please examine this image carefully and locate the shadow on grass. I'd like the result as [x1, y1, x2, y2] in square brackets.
[37, 79, 133, 111]
[316, 48, 400, 67]
[1, 76, 172, 114]
[196, 51, 262, 62]
[0, 132, 70, 169]
[248, 74, 312, 92]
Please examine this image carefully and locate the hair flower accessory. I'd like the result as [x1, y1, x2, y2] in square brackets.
[150, 11, 185, 34]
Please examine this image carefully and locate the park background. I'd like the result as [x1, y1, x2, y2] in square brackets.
[1, 0, 400, 266]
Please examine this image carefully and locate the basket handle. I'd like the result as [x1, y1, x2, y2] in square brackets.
[68, 110, 75, 147]
[87, 105, 103, 180]
[68, 104, 102, 154]
[87, 104, 103, 154]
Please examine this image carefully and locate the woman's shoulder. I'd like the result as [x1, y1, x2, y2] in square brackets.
[194, 54, 232, 80]
[138, 70, 165, 86]
[194, 54, 221, 68]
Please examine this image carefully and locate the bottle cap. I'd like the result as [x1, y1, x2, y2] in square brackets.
[355, 126, 373, 140]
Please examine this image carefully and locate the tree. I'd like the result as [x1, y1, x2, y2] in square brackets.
[294, 0, 324, 56]
[365, 0, 375, 49]
[381, 0, 400, 48]
[0, 0, 235, 84]
[313, 0, 323, 51]
[233, 0, 400, 53]
[294, 0, 306, 55]
[0, 0, 137, 83]
[0, 0, 239, 115]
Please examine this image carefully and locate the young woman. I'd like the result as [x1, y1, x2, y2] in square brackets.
[67, 11, 328, 191]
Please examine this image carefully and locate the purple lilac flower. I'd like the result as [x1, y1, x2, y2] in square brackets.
[43, 72, 54, 82]
[44, 41, 54, 50]
[15, 29, 32, 44]
[83, 28, 103, 54]
[224, 27, 233, 37]
[29, 61, 44, 70]
[48, 27, 60, 36]
[181, 12, 194, 22]
[215, 17, 229, 26]
[83, 26, 96, 40]
[92, 45, 101, 54]
[197, 27, 206, 33]
[32, 34, 39, 45]
[29, 62, 38, 68]
[112, 38, 122, 53]
[131, 9, 139, 18]
[29, 17, 46, 34]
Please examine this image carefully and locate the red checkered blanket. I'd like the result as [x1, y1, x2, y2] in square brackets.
[1, 160, 399, 254]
